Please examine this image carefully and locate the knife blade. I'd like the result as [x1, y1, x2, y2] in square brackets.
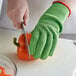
[21, 23, 31, 59]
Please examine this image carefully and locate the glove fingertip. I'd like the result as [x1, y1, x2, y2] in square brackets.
[33, 55, 40, 59]
[40, 55, 48, 60]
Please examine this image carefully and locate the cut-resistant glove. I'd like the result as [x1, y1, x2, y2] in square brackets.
[29, 1, 70, 60]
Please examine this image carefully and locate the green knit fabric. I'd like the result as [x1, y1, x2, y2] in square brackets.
[29, 3, 69, 60]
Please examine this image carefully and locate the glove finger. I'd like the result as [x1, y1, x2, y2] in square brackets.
[33, 26, 47, 59]
[48, 26, 58, 56]
[39, 25, 53, 60]
[40, 33, 53, 60]
[49, 37, 58, 56]
[29, 28, 39, 55]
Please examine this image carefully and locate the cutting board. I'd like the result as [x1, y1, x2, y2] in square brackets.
[0, 29, 76, 76]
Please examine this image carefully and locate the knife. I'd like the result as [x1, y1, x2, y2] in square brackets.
[21, 22, 31, 59]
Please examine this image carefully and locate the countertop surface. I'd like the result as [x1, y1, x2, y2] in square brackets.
[0, 29, 76, 76]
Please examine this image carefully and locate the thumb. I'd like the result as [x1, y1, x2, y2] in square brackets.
[23, 9, 29, 25]
[13, 10, 24, 29]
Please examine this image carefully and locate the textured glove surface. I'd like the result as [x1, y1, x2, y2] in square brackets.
[29, 3, 69, 60]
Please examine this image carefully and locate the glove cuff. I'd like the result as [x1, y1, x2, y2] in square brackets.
[53, 1, 71, 17]
[44, 2, 70, 23]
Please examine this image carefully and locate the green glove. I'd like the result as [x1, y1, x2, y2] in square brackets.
[29, 2, 69, 60]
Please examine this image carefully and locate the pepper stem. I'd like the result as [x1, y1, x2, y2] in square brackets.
[13, 38, 20, 47]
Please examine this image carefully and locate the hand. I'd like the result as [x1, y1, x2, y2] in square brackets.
[7, 0, 29, 29]
[29, 2, 70, 60]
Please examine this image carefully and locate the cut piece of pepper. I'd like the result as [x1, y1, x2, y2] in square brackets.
[0, 66, 5, 74]
[0, 66, 11, 76]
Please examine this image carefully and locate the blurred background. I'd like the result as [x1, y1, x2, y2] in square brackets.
[0, 0, 76, 40]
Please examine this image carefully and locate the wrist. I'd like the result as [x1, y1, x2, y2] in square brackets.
[53, 1, 71, 17]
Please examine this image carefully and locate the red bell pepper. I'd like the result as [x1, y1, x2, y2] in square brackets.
[13, 33, 35, 60]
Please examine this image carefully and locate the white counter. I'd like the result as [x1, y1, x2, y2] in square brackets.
[0, 29, 76, 76]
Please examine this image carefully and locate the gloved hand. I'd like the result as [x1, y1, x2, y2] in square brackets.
[7, 0, 29, 29]
[29, 1, 70, 60]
